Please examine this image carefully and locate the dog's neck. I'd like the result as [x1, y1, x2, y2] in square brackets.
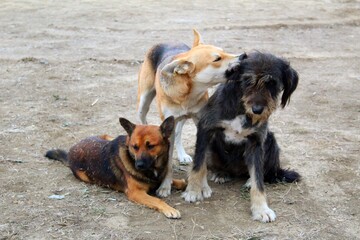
[118, 147, 166, 185]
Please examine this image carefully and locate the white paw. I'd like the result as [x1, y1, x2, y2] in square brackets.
[182, 190, 203, 202]
[178, 153, 193, 165]
[156, 183, 172, 198]
[202, 185, 212, 198]
[210, 173, 232, 184]
[251, 204, 276, 223]
[182, 185, 212, 202]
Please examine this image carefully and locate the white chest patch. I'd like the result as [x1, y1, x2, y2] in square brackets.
[220, 115, 254, 144]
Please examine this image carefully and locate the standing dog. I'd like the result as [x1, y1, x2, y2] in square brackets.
[45, 116, 186, 219]
[137, 29, 241, 197]
[182, 52, 301, 222]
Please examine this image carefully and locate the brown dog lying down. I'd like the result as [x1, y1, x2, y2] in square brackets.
[45, 116, 186, 218]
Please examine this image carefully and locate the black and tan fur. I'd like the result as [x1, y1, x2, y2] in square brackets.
[182, 51, 301, 222]
[45, 116, 186, 219]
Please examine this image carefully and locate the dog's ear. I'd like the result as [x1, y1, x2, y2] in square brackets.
[161, 59, 195, 76]
[281, 65, 299, 108]
[119, 118, 136, 136]
[238, 52, 248, 61]
[160, 116, 175, 139]
[192, 29, 203, 47]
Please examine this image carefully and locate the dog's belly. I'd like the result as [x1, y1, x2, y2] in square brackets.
[220, 115, 254, 144]
[163, 103, 205, 120]
[209, 134, 248, 176]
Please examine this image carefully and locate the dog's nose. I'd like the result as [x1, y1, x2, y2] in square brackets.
[135, 160, 146, 170]
[252, 105, 264, 115]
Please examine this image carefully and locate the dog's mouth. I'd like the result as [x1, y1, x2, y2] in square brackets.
[135, 158, 154, 171]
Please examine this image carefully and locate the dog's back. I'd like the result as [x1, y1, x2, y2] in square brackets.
[46, 135, 127, 191]
[148, 43, 190, 73]
[137, 43, 190, 113]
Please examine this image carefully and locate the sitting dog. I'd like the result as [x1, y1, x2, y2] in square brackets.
[45, 116, 186, 219]
[182, 51, 301, 222]
[137, 29, 241, 197]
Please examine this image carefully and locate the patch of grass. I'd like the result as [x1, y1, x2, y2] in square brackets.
[21, 57, 38, 62]
[239, 186, 250, 200]
[52, 95, 68, 101]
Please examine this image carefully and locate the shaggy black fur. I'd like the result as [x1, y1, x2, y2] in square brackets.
[192, 51, 301, 193]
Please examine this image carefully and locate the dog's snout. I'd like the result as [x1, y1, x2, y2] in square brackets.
[252, 105, 264, 115]
[135, 160, 146, 170]
[135, 154, 154, 170]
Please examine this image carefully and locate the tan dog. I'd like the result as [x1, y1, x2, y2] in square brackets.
[45, 116, 186, 218]
[137, 29, 241, 197]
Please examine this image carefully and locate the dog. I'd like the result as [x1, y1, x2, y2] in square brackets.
[45, 116, 187, 219]
[182, 51, 301, 223]
[137, 29, 241, 197]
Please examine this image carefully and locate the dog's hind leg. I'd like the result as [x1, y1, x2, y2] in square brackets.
[137, 58, 156, 124]
[74, 170, 92, 183]
[263, 131, 301, 183]
[210, 172, 232, 184]
[175, 118, 193, 164]
[137, 89, 156, 124]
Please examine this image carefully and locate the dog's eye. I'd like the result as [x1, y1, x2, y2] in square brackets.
[213, 56, 222, 62]
[267, 80, 276, 87]
[146, 141, 155, 150]
[147, 144, 155, 150]
[132, 145, 139, 151]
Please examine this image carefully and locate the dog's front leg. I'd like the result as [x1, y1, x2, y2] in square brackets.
[182, 158, 211, 202]
[127, 189, 181, 219]
[182, 127, 213, 202]
[156, 126, 175, 197]
[175, 118, 193, 164]
[245, 139, 276, 223]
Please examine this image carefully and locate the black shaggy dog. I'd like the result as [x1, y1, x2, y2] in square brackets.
[182, 51, 301, 223]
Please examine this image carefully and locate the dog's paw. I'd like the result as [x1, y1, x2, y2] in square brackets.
[210, 173, 232, 184]
[182, 190, 203, 202]
[202, 185, 213, 198]
[182, 185, 212, 202]
[156, 183, 172, 198]
[178, 153, 193, 165]
[251, 204, 276, 223]
[162, 207, 181, 219]
[243, 178, 252, 189]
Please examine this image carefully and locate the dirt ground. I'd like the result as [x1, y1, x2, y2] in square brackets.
[1, 0, 359, 239]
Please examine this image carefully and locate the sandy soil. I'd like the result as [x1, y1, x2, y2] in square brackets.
[1, 0, 360, 239]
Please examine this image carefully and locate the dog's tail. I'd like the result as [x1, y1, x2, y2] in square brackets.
[275, 168, 301, 183]
[45, 149, 69, 166]
[264, 131, 301, 183]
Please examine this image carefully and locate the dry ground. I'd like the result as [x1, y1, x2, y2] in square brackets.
[1, 0, 359, 239]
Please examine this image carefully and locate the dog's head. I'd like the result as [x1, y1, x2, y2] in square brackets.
[119, 116, 174, 171]
[161, 29, 240, 87]
[226, 51, 299, 124]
